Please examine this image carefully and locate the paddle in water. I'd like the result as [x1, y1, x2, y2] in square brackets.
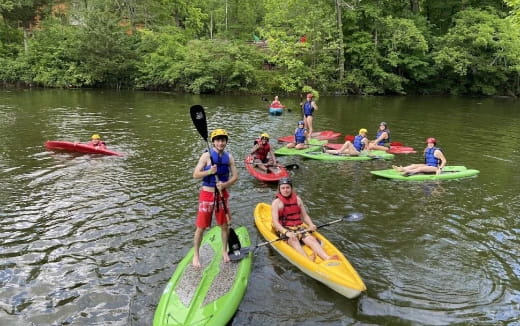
[189, 104, 242, 262]
[233, 212, 365, 259]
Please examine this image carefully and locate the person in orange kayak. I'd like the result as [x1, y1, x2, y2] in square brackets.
[250, 132, 278, 173]
[192, 128, 238, 268]
[392, 137, 447, 176]
[286, 120, 309, 149]
[323, 128, 369, 155]
[271, 178, 339, 261]
[86, 134, 106, 149]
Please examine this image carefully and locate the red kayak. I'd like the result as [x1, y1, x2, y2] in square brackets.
[244, 155, 289, 182]
[325, 142, 416, 154]
[277, 130, 340, 143]
[45, 141, 124, 156]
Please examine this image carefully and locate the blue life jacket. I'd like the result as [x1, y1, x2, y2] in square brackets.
[302, 101, 314, 116]
[353, 135, 366, 151]
[424, 147, 441, 167]
[202, 149, 230, 187]
[294, 127, 306, 144]
[376, 130, 390, 146]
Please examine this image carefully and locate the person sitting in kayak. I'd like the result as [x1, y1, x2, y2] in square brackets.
[271, 178, 339, 261]
[192, 128, 239, 268]
[270, 96, 285, 108]
[86, 134, 106, 149]
[300, 93, 318, 137]
[367, 122, 391, 151]
[323, 128, 369, 156]
[250, 132, 278, 173]
[286, 121, 309, 149]
[392, 137, 447, 176]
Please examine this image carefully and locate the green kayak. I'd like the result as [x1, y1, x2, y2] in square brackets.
[153, 226, 252, 326]
[300, 150, 394, 161]
[274, 138, 327, 156]
[370, 165, 480, 181]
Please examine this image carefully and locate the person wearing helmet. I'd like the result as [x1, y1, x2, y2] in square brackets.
[286, 120, 309, 149]
[323, 128, 369, 156]
[86, 134, 106, 149]
[300, 93, 318, 137]
[272, 178, 339, 261]
[368, 122, 391, 151]
[192, 128, 238, 267]
[392, 137, 447, 176]
[250, 132, 278, 173]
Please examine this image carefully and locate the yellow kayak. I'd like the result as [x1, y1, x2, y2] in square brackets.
[254, 203, 366, 299]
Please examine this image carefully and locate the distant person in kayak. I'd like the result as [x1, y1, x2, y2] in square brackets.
[367, 122, 390, 151]
[272, 178, 339, 261]
[192, 128, 238, 268]
[300, 93, 318, 137]
[86, 134, 106, 149]
[250, 132, 278, 173]
[392, 137, 447, 176]
[270, 96, 284, 108]
[286, 120, 309, 149]
[323, 128, 369, 156]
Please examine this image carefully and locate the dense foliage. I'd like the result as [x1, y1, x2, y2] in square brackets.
[1, 0, 520, 96]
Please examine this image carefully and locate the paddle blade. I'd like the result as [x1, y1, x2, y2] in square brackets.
[229, 248, 252, 261]
[228, 227, 241, 253]
[390, 141, 403, 146]
[190, 105, 208, 141]
[345, 134, 355, 142]
[344, 212, 364, 222]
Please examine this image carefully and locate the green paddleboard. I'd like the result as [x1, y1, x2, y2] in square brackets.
[300, 150, 394, 161]
[370, 165, 480, 181]
[153, 226, 252, 326]
[274, 138, 327, 156]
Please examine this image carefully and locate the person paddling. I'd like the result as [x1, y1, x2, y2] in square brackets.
[250, 132, 278, 173]
[192, 129, 238, 267]
[271, 178, 339, 261]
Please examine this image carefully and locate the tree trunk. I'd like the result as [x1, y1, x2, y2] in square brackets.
[335, 0, 345, 81]
[410, 0, 420, 13]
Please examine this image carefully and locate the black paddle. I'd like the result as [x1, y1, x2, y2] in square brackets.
[189, 104, 241, 256]
[242, 162, 300, 170]
[229, 212, 364, 261]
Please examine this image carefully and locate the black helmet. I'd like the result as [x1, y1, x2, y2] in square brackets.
[278, 178, 292, 186]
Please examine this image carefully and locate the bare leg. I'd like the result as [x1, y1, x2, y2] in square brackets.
[221, 223, 230, 263]
[306, 116, 314, 137]
[287, 237, 312, 260]
[192, 227, 205, 267]
[303, 236, 338, 261]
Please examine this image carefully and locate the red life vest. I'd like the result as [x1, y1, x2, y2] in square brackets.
[254, 140, 271, 161]
[276, 192, 302, 226]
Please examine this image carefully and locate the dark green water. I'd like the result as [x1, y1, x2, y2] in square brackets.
[1, 89, 519, 325]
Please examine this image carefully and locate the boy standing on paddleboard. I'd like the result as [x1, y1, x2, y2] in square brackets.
[192, 129, 238, 268]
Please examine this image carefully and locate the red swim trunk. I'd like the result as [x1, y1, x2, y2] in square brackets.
[196, 189, 230, 228]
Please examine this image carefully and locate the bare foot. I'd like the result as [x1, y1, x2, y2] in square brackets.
[222, 251, 230, 263]
[326, 254, 340, 261]
[308, 253, 316, 262]
[392, 165, 403, 172]
[192, 255, 202, 268]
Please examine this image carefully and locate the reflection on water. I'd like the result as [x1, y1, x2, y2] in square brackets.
[0, 90, 519, 325]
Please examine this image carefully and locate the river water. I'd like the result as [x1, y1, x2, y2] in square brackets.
[1, 89, 519, 325]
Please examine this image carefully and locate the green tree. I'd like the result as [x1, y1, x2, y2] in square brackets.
[433, 8, 520, 96]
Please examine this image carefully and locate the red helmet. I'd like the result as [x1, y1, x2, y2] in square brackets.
[426, 137, 436, 144]
[306, 93, 313, 98]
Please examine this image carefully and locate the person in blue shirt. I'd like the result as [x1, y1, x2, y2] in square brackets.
[392, 137, 447, 176]
[300, 93, 318, 137]
[286, 120, 309, 149]
[368, 122, 391, 151]
[323, 128, 369, 155]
